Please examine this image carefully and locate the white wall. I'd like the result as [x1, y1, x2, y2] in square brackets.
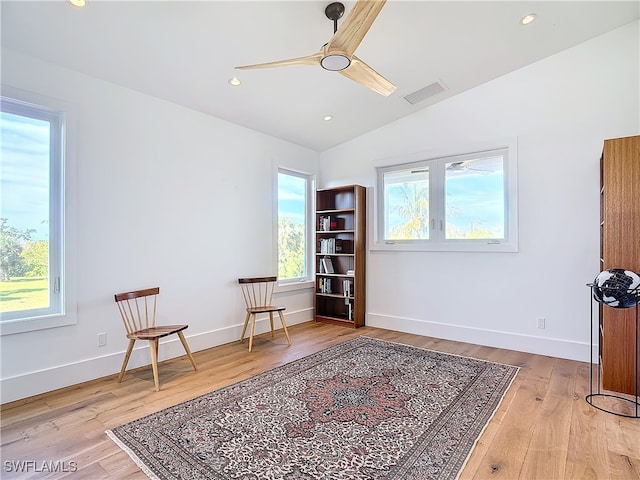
[319, 21, 639, 362]
[0, 49, 319, 403]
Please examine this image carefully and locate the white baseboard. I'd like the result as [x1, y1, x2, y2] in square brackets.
[0, 308, 313, 404]
[366, 312, 593, 363]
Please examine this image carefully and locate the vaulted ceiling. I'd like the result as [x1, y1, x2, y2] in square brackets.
[2, 1, 638, 151]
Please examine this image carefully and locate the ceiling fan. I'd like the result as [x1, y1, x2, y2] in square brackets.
[446, 161, 494, 174]
[235, 0, 396, 97]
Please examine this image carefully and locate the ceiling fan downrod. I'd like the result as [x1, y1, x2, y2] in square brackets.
[325, 2, 345, 33]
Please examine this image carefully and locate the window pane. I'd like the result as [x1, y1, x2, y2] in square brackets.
[383, 167, 430, 240]
[0, 110, 51, 312]
[277, 172, 307, 279]
[444, 155, 504, 239]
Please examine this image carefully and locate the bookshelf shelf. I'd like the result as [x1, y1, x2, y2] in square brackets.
[316, 293, 355, 299]
[314, 185, 365, 328]
[317, 209, 355, 214]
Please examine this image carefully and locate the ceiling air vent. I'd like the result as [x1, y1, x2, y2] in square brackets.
[403, 81, 447, 105]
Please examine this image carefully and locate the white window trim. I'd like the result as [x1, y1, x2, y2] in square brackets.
[371, 138, 518, 253]
[0, 86, 77, 335]
[273, 166, 315, 290]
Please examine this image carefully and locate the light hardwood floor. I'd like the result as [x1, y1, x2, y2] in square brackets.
[1, 322, 639, 479]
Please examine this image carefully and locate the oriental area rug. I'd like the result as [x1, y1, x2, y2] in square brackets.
[106, 336, 519, 480]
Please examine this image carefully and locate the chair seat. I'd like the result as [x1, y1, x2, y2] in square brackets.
[247, 305, 286, 314]
[128, 324, 188, 340]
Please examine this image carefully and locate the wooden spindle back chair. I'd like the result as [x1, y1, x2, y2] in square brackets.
[238, 276, 291, 352]
[114, 287, 197, 391]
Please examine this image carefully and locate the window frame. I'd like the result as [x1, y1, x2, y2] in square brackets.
[274, 167, 315, 288]
[373, 139, 518, 253]
[0, 87, 77, 335]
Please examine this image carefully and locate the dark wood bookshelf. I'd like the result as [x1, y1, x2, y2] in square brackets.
[314, 185, 366, 328]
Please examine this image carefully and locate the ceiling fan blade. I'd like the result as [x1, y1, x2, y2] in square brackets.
[327, 0, 387, 57]
[340, 55, 396, 96]
[236, 51, 322, 70]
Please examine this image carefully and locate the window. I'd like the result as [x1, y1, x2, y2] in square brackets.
[375, 142, 518, 252]
[0, 92, 76, 334]
[277, 169, 313, 283]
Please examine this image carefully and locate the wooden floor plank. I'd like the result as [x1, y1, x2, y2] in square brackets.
[565, 362, 613, 480]
[518, 358, 577, 480]
[2, 322, 638, 480]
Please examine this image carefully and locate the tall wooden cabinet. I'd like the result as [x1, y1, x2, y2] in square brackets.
[599, 135, 640, 395]
[315, 185, 366, 328]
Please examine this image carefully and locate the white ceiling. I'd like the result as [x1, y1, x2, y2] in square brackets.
[2, 1, 638, 152]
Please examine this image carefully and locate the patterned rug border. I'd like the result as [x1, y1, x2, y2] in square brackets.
[359, 336, 521, 373]
[106, 336, 520, 480]
[106, 429, 162, 480]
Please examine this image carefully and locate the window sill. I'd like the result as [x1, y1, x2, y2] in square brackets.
[276, 280, 315, 293]
[370, 240, 518, 253]
[0, 312, 77, 336]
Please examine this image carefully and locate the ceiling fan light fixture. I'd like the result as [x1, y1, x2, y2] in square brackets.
[323, 115, 333, 121]
[320, 54, 350, 71]
[520, 13, 536, 25]
[228, 77, 242, 87]
[69, 0, 86, 6]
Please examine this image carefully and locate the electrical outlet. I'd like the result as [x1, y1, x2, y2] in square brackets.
[536, 318, 546, 329]
[97, 333, 107, 347]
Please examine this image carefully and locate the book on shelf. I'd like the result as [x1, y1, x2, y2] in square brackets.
[318, 277, 332, 294]
[321, 256, 334, 274]
[335, 238, 351, 253]
[318, 237, 336, 254]
[318, 215, 345, 231]
[344, 296, 353, 319]
[319, 215, 330, 232]
[342, 278, 353, 298]
[318, 238, 351, 254]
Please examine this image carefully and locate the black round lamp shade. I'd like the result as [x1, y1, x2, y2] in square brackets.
[592, 268, 640, 308]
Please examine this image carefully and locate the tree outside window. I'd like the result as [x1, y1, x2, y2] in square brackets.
[277, 170, 311, 281]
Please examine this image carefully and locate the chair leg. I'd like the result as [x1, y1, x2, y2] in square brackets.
[269, 312, 275, 337]
[118, 339, 136, 383]
[278, 310, 291, 346]
[240, 311, 251, 342]
[177, 331, 197, 371]
[248, 313, 256, 352]
[149, 338, 160, 392]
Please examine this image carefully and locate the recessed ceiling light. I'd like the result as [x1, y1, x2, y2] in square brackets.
[323, 115, 333, 121]
[228, 77, 241, 87]
[520, 13, 536, 25]
[69, 0, 86, 7]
